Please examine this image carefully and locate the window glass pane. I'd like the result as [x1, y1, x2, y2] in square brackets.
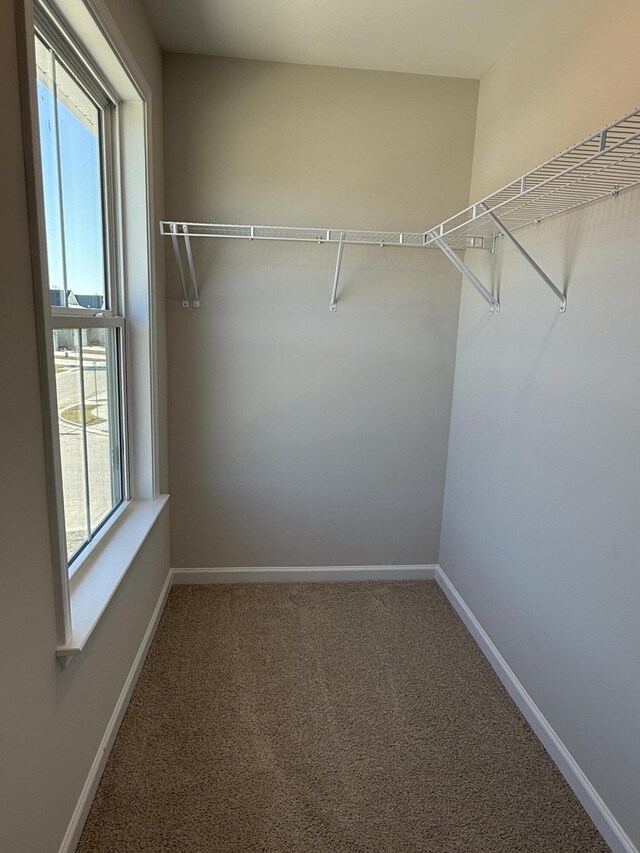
[35, 36, 66, 308]
[55, 59, 107, 310]
[54, 329, 89, 558]
[54, 328, 124, 564]
[34, 33, 108, 310]
[81, 328, 123, 530]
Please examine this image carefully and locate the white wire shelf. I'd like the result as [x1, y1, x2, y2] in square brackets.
[424, 106, 640, 250]
[160, 221, 442, 310]
[162, 107, 640, 313]
[160, 221, 433, 248]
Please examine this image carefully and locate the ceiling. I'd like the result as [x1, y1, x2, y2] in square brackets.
[140, 0, 539, 80]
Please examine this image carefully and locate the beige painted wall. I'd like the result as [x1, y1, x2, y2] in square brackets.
[163, 54, 478, 567]
[440, 0, 640, 847]
[164, 54, 478, 232]
[0, 1, 169, 851]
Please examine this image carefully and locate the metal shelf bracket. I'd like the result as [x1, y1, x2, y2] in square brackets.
[182, 224, 200, 308]
[169, 222, 190, 308]
[329, 231, 345, 312]
[167, 222, 200, 308]
[480, 204, 566, 313]
[427, 231, 499, 315]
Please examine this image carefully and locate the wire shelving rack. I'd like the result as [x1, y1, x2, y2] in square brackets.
[424, 107, 640, 250]
[162, 107, 640, 313]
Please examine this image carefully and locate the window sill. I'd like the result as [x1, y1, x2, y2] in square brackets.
[56, 495, 169, 661]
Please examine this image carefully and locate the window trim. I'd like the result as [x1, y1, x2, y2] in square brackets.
[15, 0, 163, 660]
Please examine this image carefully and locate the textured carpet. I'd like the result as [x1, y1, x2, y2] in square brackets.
[77, 582, 609, 852]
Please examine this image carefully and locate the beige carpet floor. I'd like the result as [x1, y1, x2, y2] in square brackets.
[77, 581, 609, 852]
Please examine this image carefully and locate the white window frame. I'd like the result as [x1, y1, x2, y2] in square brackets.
[16, 0, 166, 662]
[35, 9, 130, 572]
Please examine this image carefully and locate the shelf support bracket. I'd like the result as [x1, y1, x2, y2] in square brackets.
[182, 224, 200, 308]
[480, 203, 566, 312]
[329, 231, 345, 312]
[428, 232, 499, 315]
[170, 223, 190, 308]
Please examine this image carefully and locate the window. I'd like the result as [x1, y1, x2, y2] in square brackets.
[34, 11, 127, 572]
[19, 0, 163, 655]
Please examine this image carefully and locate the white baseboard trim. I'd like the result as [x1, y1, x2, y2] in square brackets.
[435, 565, 637, 853]
[171, 564, 438, 584]
[59, 569, 173, 853]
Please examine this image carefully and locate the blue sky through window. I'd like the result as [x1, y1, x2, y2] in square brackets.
[37, 76, 106, 306]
